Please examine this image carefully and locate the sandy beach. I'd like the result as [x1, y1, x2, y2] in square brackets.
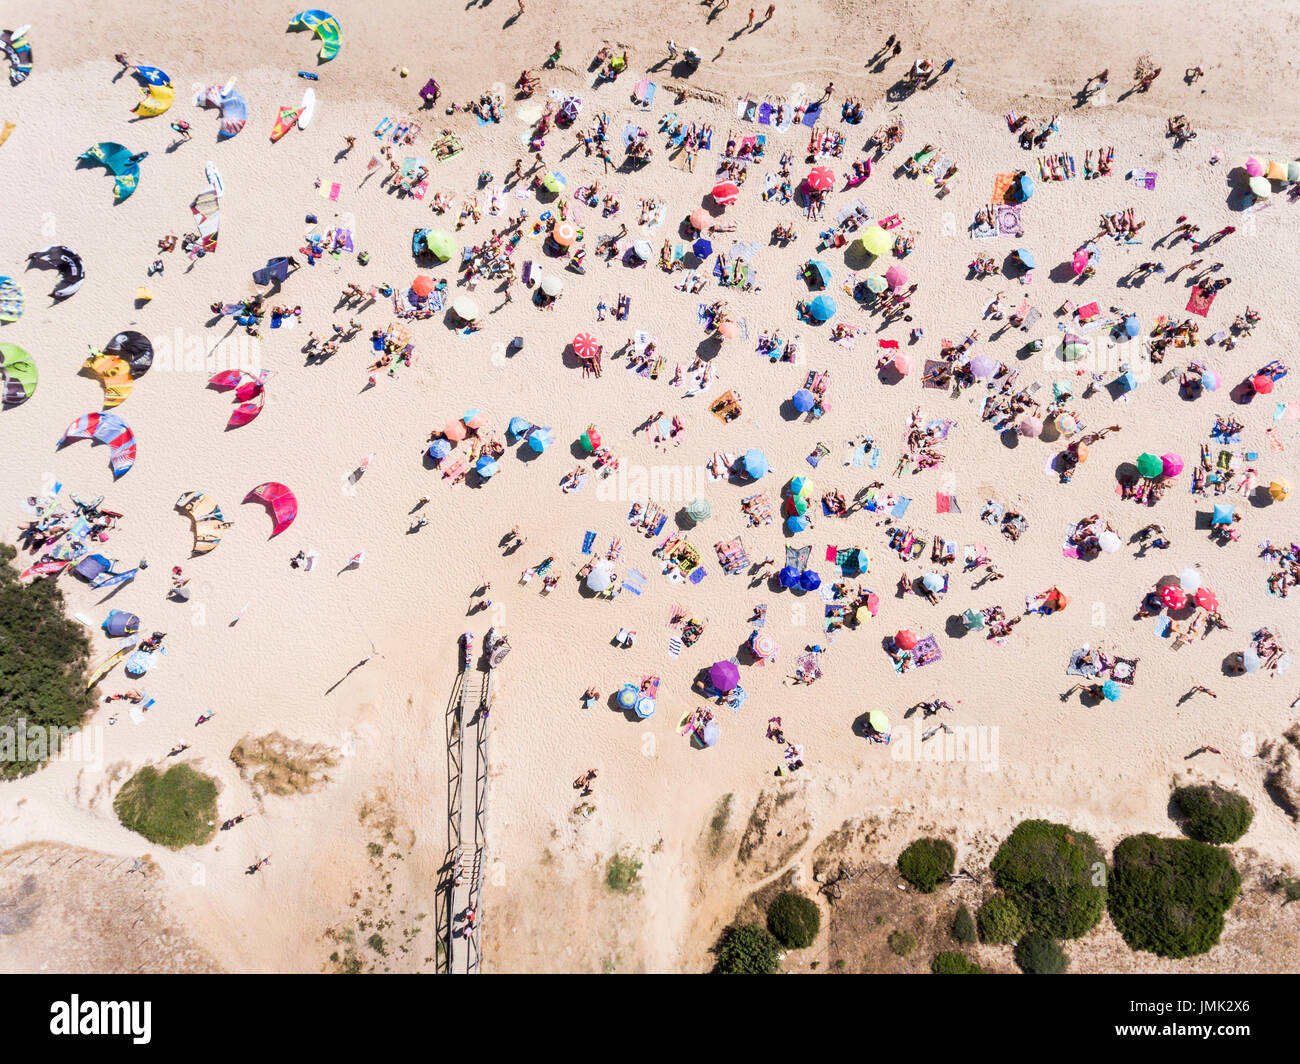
[1, 0, 1299, 975]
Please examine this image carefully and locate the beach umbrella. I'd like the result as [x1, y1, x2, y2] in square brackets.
[884, 265, 907, 290]
[891, 353, 912, 376]
[786, 514, 809, 533]
[1195, 587, 1218, 611]
[1018, 415, 1043, 437]
[1101, 680, 1121, 702]
[711, 180, 740, 205]
[855, 606, 873, 624]
[1212, 502, 1234, 525]
[805, 260, 831, 288]
[687, 497, 712, 522]
[799, 569, 821, 591]
[444, 419, 468, 442]
[778, 565, 801, 589]
[808, 294, 837, 321]
[806, 166, 835, 191]
[786, 494, 809, 516]
[1246, 157, 1264, 176]
[1243, 648, 1262, 673]
[1270, 477, 1292, 501]
[1072, 441, 1089, 463]
[742, 448, 768, 479]
[1202, 368, 1221, 391]
[867, 710, 891, 734]
[1179, 567, 1202, 591]
[551, 220, 577, 247]
[789, 475, 813, 497]
[1046, 588, 1070, 612]
[1251, 374, 1274, 395]
[1136, 452, 1164, 479]
[710, 660, 740, 692]
[427, 439, 451, 460]
[864, 273, 888, 294]
[1097, 530, 1121, 553]
[865, 592, 880, 615]
[859, 225, 891, 257]
[540, 275, 563, 297]
[580, 428, 602, 452]
[527, 427, 552, 453]
[692, 237, 714, 259]
[635, 695, 655, 718]
[475, 456, 499, 478]
[1012, 248, 1035, 269]
[716, 319, 740, 339]
[425, 230, 456, 262]
[689, 208, 709, 231]
[792, 388, 816, 413]
[617, 684, 638, 709]
[452, 295, 479, 321]
[700, 720, 721, 747]
[542, 171, 566, 193]
[507, 416, 532, 439]
[1124, 314, 1141, 338]
[412, 274, 435, 298]
[969, 354, 996, 379]
[586, 565, 613, 592]
[1015, 174, 1035, 201]
[632, 239, 653, 262]
[1056, 412, 1079, 435]
[753, 633, 777, 658]
[1160, 584, 1188, 610]
[1249, 175, 1271, 199]
[921, 572, 944, 592]
[1290, 161, 1300, 183]
[894, 629, 919, 651]
[572, 333, 600, 360]
[1061, 338, 1089, 361]
[1160, 453, 1184, 478]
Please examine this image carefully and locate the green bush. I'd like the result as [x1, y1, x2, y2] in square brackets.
[897, 838, 956, 893]
[990, 819, 1106, 939]
[716, 924, 782, 974]
[931, 951, 982, 974]
[0, 543, 96, 779]
[113, 764, 218, 849]
[1014, 933, 1069, 974]
[977, 895, 1025, 944]
[1172, 784, 1254, 844]
[766, 891, 821, 949]
[888, 929, 917, 957]
[605, 852, 642, 894]
[952, 904, 977, 944]
[1109, 834, 1240, 958]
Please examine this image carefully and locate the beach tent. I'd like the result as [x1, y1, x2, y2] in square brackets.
[289, 10, 341, 61]
[197, 84, 247, 138]
[130, 65, 174, 117]
[252, 257, 292, 285]
[741, 448, 768, 479]
[79, 142, 145, 201]
[102, 610, 140, 638]
[0, 343, 36, 406]
[246, 482, 298, 535]
[859, 224, 891, 256]
[0, 276, 23, 321]
[59, 412, 136, 477]
[808, 294, 836, 321]
[27, 245, 84, 298]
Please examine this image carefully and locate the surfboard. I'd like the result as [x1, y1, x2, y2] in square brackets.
[205, 161, 224, 198]
[220, 75, 237, 96]
[270, 106, 300, 142]
[298, 87, 316, 130]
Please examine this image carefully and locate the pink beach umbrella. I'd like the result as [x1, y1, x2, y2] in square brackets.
[892, 353, 912, 376]
[1195, 587, 1218, 611]
[1246, 157, 1263, 176]
[1072, 248, 1089, 275]
[753, 633, 778, 658]
[1161, 452, 1184, 477]
[1202, 368, 1220, 391]
[969, 354, 996, 379]
[1252, 374, 1274, 395]
[1018, 415, 1043, 437]
[884, 264, 908, 291]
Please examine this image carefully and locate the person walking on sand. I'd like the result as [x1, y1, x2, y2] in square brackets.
[747, 8, 755, 27]
[342, 135, 356, 154]
[765, 3, 775, 21]
[1188, 685, 1217, 698]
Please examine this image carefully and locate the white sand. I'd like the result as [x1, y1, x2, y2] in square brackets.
[1, 0, 1299, 973]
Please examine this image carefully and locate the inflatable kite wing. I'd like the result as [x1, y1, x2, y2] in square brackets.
[209, 369, 268, 427]
[0, 28, 32, 85]
[79, 142, 145, 201]
[0, 276, 23, 321]
[176, 490, 231, 554]
[289, 10, 340, 61]
[197, 84, 247, 138]
[104, 330, 153, 375]
[82, 350, 133, 406]
[246, 482, 297, 536]
[27, 245, 84, 299]
[131, 65, 174, 117]
[59, 411, 136, 477]
[0, 342, 36, 406]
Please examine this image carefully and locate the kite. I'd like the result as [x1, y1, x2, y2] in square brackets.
[196, 84, 247, 138]
[58, 411, 137, 477]
[209, 369, 268, 427]
[270, 105, 300, 141]
[26, 245, 84, 299]
[0, 276, 21, 321]
[176, 490, 232, 554]
[246, 482, 297, 536]
[0, 342, 36, 406]
[192, 185, 221, 253]
[104, 330, 153, 375]
[78, 142, 146, 201]
[82, 350, 133, 406]
[289, 10, 341, 62]
[0, 27, 32, 85]
[130, 65, 174, 117]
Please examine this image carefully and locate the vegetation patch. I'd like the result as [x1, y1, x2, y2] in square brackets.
[931, 951, 982, 974]
[715, 924, 782, 974]
[888, 929, 917, 957]
[766, 891, 821, 949]
[1171, 783, 1254, 844]
[990, 819, 1106, 939]
[951, 904, 977, 944]
[1013, 933, 1069, 974]
[605, 852, 642, 894]
[897, 838, 956, 893]
[977, 894, 1025, 944]
[230, 732, 340, 798]
[114, 764, 218, 849]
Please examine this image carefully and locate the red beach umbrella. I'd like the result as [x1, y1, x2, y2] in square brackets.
[1194, 587, 1218, 611]
[806, 166, 835, 191]
[895, 629, 919, 650]
[572, 333, 600, 359]
[1160, 584, 1188, 610]
[711, 180, 740, 206]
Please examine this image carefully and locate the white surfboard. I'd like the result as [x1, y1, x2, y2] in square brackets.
[220, 76, 237, 97]
[206, 161, 224, 198]
[298, 87, 316, 130]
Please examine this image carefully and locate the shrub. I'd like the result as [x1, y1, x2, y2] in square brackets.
[767, 891, 821, 949]
[1014, 933, 1069, 974]
[605, 852, 642, 894]
[931, 951, 982, 974]
[990, 819, 1106, 939]
[897, 838, 956, 893]
[1281, 877, 1300, 905]
[0, 543, 95, 779]
[1172, 783, 1254, 844]
[952, 904, 977, 944]
[1109, 834, 1240, 958]
[977, 894, 1025, 944]
[716, 924, 782, 974]
[114, 764, 219, 849]
[888, 929, 917, 957]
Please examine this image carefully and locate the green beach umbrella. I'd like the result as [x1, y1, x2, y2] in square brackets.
[452, 295, 479, 321]
[1136, 452, 1164, 478]
[864, 273, 888, 294]
[859, 225, 891, 257]
[687, 497, 712, 522]
[426, 229, 456, 262]
[1248, 175, 1271, 199]
[867, 710, 891, 733]
[542, 171, 566, 193]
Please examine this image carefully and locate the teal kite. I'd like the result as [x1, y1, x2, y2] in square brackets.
[289, 10, 340, 61]
[79, 142, 146, 201]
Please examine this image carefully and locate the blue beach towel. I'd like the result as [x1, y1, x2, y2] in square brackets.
[801, 103, 822, 127]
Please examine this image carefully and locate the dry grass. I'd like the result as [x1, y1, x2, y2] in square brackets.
[230, 732, 340, 798]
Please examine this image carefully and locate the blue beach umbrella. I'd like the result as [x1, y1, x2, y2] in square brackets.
[786, 514, 809, 534]
[428, 439, 451, 460]
[806, 260, 831, 288]
[507, 416, 532, 439]
[1015, 174, 1035, 201]
[1102, 679, 1121, 702]
[799, 569, 821, 591]
[527, 427, 552, 453]
[692, 237, 713, 259]
[808, 294, 837, 321]
[617, 684, 638, 709]
[792, 389, 815, 412]
[475, 455, 499, 478]
[1123, 314, 1141, 338]
[742, 448, 768, 479]
[778, 565, 801, 588]
[1013, 248, 1035, 269]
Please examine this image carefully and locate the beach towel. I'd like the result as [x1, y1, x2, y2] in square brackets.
[981, 500, 1005, 524]
[868, 446, 881, 469]
[806, 442, 830, 467]
[1131, 169, 1157, 190]
[912, 635, 943, 667]
[935, 493, 961, 514]
[995, 204, 1024, 237]
[1266, 428, 1284, 452]
[891, 496, 911, 519]
[1067, 649, 1102, 677]
[757, 102, 773, 125]
[1186, 287, 1215, 317]
[991, 173, 1017, 205]
[668, 637, 682, 657]
[582, 531, 596, 554]
[801, 103, 822, 127]
[971, 214, 998, 240]
[851, 443, 867, 467]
